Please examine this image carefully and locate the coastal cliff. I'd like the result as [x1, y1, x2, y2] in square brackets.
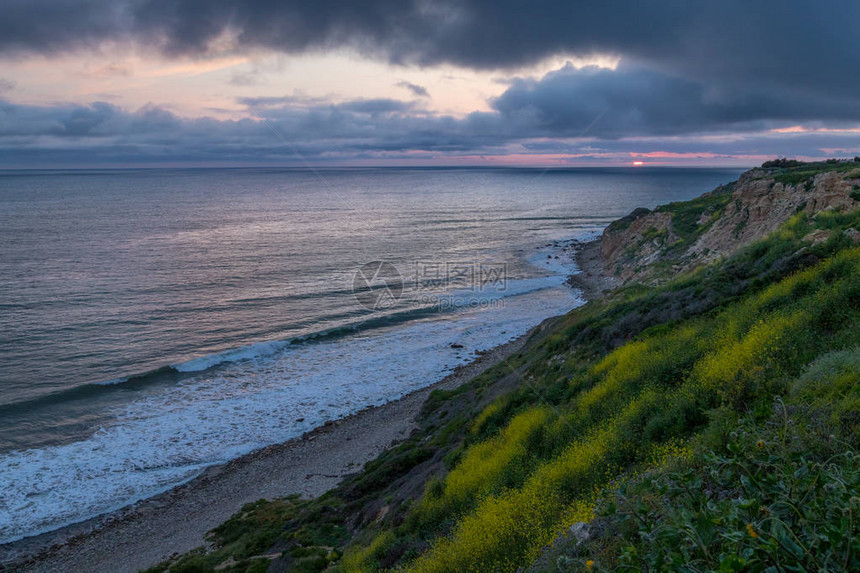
[99, 161, 860, 573]
[598, 160, 860, 284]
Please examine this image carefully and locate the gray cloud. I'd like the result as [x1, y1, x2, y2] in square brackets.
[490, 64, 860, 138]
[2, 90, 859, 167]
[0, 96, 484, 166]
[229, 71, 258, 86]
[2, 2, 858, 88]
[237, 94, 333, 108]
[337, 98, 418, 114]
[397, 81, 430, 98]
[1, 1, 858, 148]
[237, 95, 419, 116]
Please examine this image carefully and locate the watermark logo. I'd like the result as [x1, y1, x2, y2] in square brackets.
[353, 260, 507, 310]
[414, 262, 507, 291]
[352, 261, 404, 310]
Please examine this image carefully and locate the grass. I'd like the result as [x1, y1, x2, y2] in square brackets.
[767, 159, 860, 187]
[140, 496, 347, 573]
[654, 187, 733, 246]
[604, 207, 652, 233]
[535, 349, 860, 572]
[415, 406, 552, 528]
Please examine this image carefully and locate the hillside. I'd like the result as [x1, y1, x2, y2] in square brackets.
[598, 159, 860, 285]
[145, 161, 860, 573]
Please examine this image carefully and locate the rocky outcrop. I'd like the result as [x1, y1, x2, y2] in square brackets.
[597, 162, 860, 285]
[690, 169, 858, 262]
[600, 210, 676, 277]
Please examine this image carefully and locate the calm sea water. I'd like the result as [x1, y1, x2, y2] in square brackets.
[0, 166, 743, 542]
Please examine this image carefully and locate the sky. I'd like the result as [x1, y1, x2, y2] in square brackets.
[1, 0, 859, 167]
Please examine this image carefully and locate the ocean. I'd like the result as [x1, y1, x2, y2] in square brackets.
[0, 166, 743, 543]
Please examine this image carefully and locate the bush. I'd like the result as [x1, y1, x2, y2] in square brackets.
[761, 158, 804, 168]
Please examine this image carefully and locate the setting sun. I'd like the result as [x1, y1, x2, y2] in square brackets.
[632, 161, 645, 166]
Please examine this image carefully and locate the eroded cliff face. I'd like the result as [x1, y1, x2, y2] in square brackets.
[598, 163, 860, 285]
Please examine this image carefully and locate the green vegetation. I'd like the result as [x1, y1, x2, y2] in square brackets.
[149, 172, 860, 573]
[762, 158, 860, 187]
[653, 184, 733, 247]
[604, 207, 652, 234]
[532, 349, 860, 572]
[397, 241, 860, 573]
[141, 496, 348, 573]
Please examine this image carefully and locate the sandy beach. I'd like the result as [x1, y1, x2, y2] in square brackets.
[1, 328, 536, 573]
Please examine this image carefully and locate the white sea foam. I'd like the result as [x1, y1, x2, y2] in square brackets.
[93, 376, 130, 386]
[172, 339, 293, 373]
[528, 228, 603, 276]
[0, 264, 584, 544]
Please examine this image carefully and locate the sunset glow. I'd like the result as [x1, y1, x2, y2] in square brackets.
[0, 2, 858, 167]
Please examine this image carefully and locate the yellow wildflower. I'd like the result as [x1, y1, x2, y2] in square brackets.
[586, 560, 595, 570]
[746, 523, 759, 539]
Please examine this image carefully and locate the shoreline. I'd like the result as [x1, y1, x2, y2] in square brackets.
[566, 236, 619, 299]
[1, 328, 538, 573]
[2, 238, 608, 573]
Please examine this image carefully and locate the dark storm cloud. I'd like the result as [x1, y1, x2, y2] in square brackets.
[491, 64, 860, 138]
[7, 61, 857, 164]
[2, 1, 858, 143]
[3, 0, 860, 166]
[3, 1, 858, 86]
[233, 62, 860, 144]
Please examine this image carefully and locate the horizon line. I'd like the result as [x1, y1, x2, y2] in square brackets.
[0, 163, 757, 171]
